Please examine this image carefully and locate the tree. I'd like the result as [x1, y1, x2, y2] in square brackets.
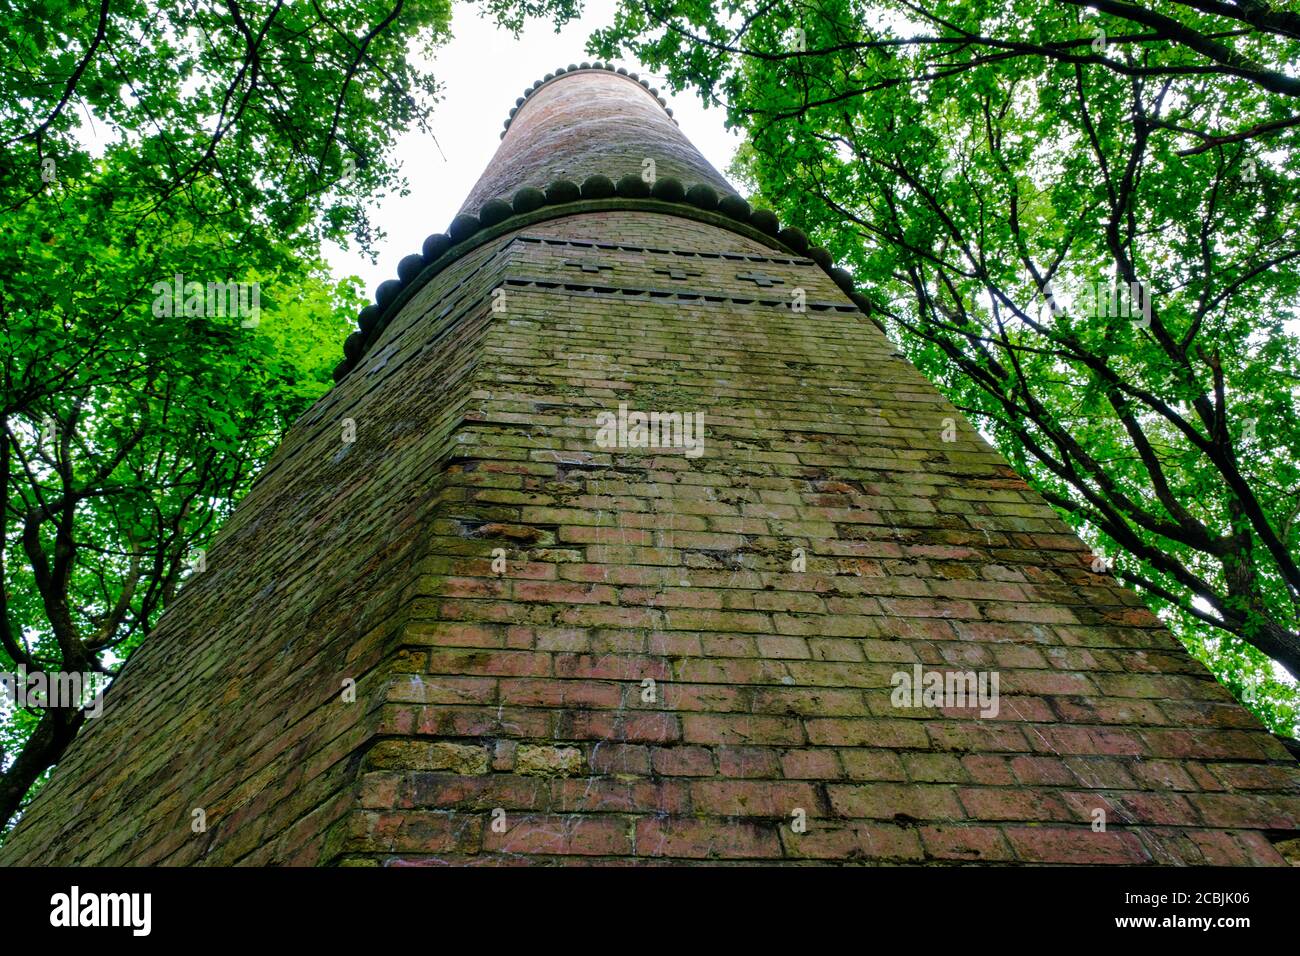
[576, 0, 1300, 731]
[0, 0, 451, 834]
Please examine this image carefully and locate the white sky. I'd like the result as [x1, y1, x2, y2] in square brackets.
[322, 0, 743, 298]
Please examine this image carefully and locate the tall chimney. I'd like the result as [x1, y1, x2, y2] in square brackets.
[4, 64, 1297, 866]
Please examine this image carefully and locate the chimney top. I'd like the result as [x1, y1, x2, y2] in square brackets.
[501, 62, 675, 139]
[460, 62, 731, 217]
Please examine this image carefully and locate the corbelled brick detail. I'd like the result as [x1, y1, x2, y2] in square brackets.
[4, 72, 1298, 868]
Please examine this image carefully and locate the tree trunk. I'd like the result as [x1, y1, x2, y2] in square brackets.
[0, 707, 83, 834]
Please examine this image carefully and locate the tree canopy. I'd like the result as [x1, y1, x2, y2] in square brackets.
[0, 0, 451, 833]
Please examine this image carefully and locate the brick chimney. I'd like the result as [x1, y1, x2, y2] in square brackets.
[4, 64, 1297, 866]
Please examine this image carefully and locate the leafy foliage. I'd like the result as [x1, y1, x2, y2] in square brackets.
[0, 0, 451, 832]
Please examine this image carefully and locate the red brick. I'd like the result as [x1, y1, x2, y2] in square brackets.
[781, 749, 843, 780]
[839, 749, 907, 781]
[651, 746, 715, 777]
[717, 746, 781, 779]
[691, 780, 820, 817]
[551, 779, 689, 814]
[1010, 756, 1076, 786]
[1006, 826, 1152, 864]
[1190, 793, 1300, 829]
[957, 787, 1074, 822]
[682, 714, 805, 746]
[785, 822, 924, 861]
[560, 710, 682, 743]
[635, 817, 782, 860]
[350, 811, 482, 855]
[587, 744, 651, 776]
[828, 784, 964, 821]
[921, 825, 1015, 862]
[484, 814, 632, 856]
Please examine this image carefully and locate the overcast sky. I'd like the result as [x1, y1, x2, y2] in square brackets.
[322, 0, 743, 298]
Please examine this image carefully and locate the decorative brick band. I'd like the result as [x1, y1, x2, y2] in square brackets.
[336, 185, 876, 383]
[516, 235, 811, 266]
[501, 276, 861, 312]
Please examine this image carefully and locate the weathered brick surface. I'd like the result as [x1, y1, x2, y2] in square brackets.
[4, 70, 1298, 868]
[334, 214, 1299, 865]
[461, 69, 731, 214]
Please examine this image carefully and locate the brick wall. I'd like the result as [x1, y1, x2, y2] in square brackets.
[331, 212, 1300, 865]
